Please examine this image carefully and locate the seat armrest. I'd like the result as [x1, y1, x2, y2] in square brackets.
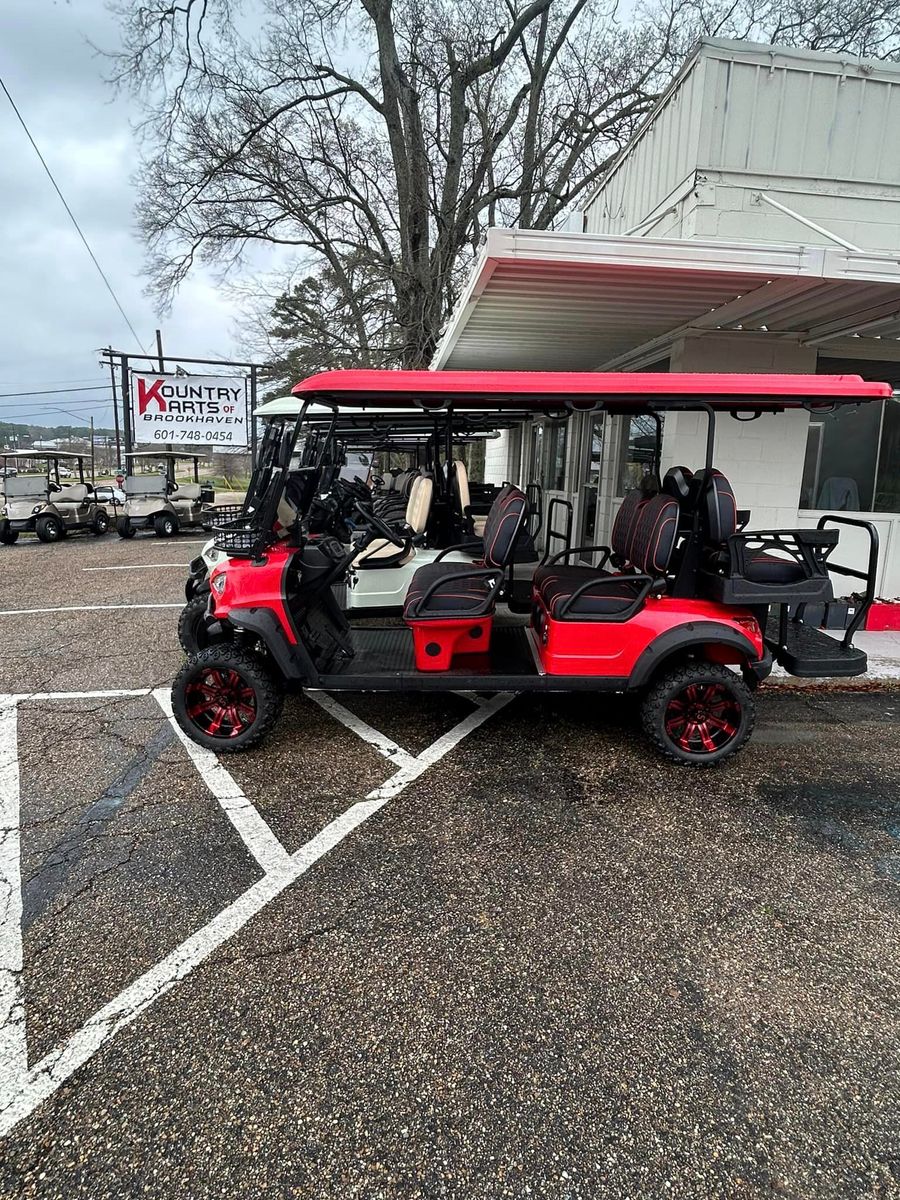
[412, 566, 498, 615]
[543, 543, 611, 568]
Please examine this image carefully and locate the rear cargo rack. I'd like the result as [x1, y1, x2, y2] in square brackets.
[211, 515, 276, 559]
[202, 502, 244, 531]
[766, 516, 879, 678]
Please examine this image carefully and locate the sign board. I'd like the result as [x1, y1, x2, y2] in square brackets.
[130, 374, 248, 446]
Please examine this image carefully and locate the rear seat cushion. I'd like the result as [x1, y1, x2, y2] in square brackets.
[538, 571, 644, 618]
[403, 561, 493, 618]
[742, 554, 807, 585]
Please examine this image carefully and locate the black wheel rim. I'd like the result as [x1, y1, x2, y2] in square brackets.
[664, 681, 741, 756]
[185, 667, 257, 739]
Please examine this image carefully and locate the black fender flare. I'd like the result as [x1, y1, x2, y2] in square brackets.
[225, 606, 318, 684]
[627, 621, 771, 690]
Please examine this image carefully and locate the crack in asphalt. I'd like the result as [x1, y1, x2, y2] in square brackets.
[21, 725, 175, 930]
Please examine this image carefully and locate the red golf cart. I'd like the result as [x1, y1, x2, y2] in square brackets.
[171, 370, 886, 766]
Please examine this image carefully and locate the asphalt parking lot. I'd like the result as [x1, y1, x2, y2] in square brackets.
[1, 532, 899, 1198]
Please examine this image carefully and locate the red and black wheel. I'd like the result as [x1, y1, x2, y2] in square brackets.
[641, 662, 754, 766]
[172, 646, 283, 752]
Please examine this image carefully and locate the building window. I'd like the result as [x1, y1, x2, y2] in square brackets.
[578, 415, 605, 548]
[541, 421, 568, 491]
[616, 414, 662, 494]
[800, 399, 900, 512]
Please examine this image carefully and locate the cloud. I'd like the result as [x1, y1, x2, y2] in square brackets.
[0, 0, 264, 432]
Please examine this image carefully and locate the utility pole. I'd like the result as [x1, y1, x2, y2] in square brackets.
[120, 353, 133, 459]
[249, 365, 258, 470]
[90, 416, 95, 483]
[107, 348, 121, 468]
[156, 328, 165, 374]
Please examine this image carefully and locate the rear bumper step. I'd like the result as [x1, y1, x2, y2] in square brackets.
[766, 619, 867, 678]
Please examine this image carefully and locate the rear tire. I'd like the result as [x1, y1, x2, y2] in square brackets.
[0, 522, 18, 545]
[92, 510, 110, 536]
[177, 595, 233, 654]
[172, 646, 283, 752]
[154, 512, 179, 538]
[641, 661, 755, 767]
[35, 514, 62, 543]
[116, 516, 136, 539]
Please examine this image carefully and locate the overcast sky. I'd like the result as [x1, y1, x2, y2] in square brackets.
[1, 0, 252, 431]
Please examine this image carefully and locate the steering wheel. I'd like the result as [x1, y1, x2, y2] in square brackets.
[353, 503, 404, 547]
[49, 481, 62, 493]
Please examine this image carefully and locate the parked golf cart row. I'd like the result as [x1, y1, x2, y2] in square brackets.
[172, 368, 885, 768]
[0, 449, 218, 544]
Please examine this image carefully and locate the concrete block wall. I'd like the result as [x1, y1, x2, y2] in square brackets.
[663, 332, 813, 529]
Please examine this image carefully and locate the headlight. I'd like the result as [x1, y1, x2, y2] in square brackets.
[211, 571, 226, 596]
[32, 505, 43, 514]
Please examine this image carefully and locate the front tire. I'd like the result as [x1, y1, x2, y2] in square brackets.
[154, 512, 179, 538]
[0, 521, 18, 545]
[35, 514, 62, 543]
[172, 646, 283, 752]
[117, 516, 136, 539]
[177, 595, 233, 654]
[92, 510, 110, 535]
[641, 662, 755, 767]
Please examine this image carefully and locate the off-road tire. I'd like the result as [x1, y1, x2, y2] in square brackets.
[116, 516, 136, 539]
[154, 513, 178, 538]
[177, 595, 233, 655]
[92, 510, 110, 536]
[172, 645, 283, 752]
[0, 522, 18, 545]
[640, 661, 755, 767]
[35, 514, 62, 543]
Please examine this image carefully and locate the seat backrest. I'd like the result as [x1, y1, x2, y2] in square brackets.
[482, 483, 527, 569]
[703, 469, 738, 543]
[628, 493, 679, 577]
[451, 459, 470, 515]
[610, 489, 645, 562]
[58, 483, 89, 504]
[176, 481, 202, 500]
[405, 475, 433, 533]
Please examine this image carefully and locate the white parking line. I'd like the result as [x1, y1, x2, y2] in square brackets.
[0, 688, 514, 1136]
[305, 691, 416, 770]
[154, 689, 289, 874]
[0, 701, 25, 1110]
[0, 604, 183, 616]
[82, 564, 186, 572]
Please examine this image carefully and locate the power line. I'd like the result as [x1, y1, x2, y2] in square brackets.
[0, 386, 109, 399]
[0, 73, 144, 348]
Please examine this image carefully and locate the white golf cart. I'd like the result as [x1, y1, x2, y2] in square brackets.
[117, 451, 215, 539]
[0, 451, 110, 544]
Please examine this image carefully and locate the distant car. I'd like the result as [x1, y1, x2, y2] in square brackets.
[58, 466, 73, 478]
[92, 484, 126, 506]
[0, 467, 17, 478]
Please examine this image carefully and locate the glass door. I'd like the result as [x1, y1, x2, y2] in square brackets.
[577, 414, 605, 560]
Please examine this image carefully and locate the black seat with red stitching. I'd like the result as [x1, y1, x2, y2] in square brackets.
[536, 491, 679, 620]
[403, 483, 527, 620]
[701, 468, 807, 585]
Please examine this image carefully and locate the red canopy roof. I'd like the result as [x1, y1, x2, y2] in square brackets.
[291, 369, 890, 410]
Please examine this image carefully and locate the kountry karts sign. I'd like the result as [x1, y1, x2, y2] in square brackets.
[130, 374, 249, 446]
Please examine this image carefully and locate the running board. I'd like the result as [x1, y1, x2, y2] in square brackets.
[765, 619, 867, 678]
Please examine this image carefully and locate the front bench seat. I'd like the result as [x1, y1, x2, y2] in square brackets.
[355, 474, 433, 568]
[403, 482, 527, 621]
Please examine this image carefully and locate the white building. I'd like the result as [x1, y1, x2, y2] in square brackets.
[433, 38, 900, 598]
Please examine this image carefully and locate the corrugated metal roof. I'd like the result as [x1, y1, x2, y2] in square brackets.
[433, 228, 900, 371]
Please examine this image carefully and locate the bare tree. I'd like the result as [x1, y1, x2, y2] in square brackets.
[111, 0, 900, 369]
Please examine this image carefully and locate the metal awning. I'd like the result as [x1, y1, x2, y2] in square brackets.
[432, 228, 900, 371]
